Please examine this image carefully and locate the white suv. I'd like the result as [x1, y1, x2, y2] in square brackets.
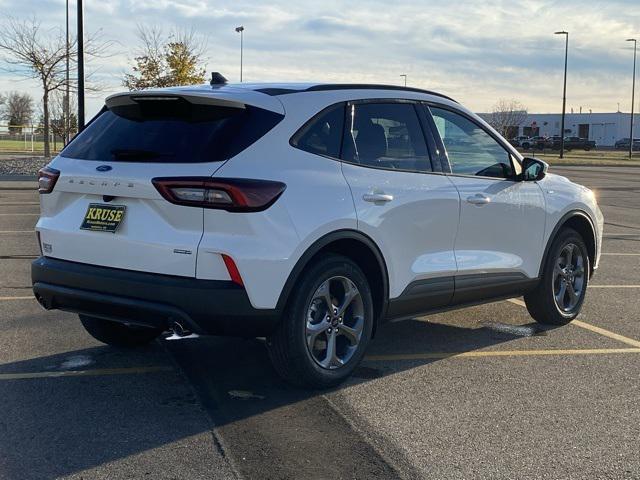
[32, 80, 604, 388]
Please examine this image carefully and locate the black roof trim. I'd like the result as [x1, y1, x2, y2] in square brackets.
[255, 88, 300, 96]
[258, 83, 458, 103]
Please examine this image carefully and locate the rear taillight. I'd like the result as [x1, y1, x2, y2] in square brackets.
[37, 167, 60, 194]
[152, 177, 286, 212]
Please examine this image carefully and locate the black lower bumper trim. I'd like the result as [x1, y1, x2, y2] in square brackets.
[31, 257, 281, 337]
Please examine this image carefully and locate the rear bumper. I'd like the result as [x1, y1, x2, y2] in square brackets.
[31, 257, 281, 337]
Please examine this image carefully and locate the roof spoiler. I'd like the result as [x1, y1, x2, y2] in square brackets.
[106, 91, 246, 111]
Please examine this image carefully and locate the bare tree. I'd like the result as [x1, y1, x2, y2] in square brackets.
[488, 99, 528, 139]
[123, 25, 207, 91]
[50, 90, 77, 148]
[0, 16, 110, 157]
[2, 91, 34, 134]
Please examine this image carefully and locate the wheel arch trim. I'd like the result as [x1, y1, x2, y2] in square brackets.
[539, 209, 598, 278]
[275, 229, 390, 320]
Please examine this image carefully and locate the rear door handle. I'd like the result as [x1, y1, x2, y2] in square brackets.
[363, 193, 394, 203]
[466, 193, 491, 205]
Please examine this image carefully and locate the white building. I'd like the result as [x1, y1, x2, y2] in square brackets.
[481, 112, 640, 147]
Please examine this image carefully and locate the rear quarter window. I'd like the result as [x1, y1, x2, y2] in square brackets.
[290, 103, 345, 158]
[62, 100, 283, 163]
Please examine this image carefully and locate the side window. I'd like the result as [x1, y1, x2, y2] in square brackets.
[291, 103, 345, 158]
[430, 107, 514, 179]
[341, 102, 431, 172]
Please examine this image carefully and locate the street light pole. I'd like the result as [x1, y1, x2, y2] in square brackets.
[65, 0, 70, 144]
[77, 0, 85, 131]
[555, 31, 569, 159]
[235, 26, 244, 82]
[627, 38, 637, 160]
[400, 74, 407, 87]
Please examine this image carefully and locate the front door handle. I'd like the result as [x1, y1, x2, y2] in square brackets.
[363, 193, 394, 203]
[466, 193, 491, 205]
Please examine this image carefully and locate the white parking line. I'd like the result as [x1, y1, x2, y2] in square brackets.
[0, 202, 39, 206]
[0, 296, 33, 301]
[0, 366, 174, 381]
[604, 233, 640, 237]
[0, 231, 34, 234]
[0, 213, 39, 216]
[601, 253, 640, 256]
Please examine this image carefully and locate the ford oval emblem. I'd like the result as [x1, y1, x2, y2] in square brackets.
[96, 165, 112, 172]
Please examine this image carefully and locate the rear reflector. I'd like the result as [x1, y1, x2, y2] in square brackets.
[152, 177, 286, 212]
[222, 254, 244, 286]
[37, 167, 60, 194]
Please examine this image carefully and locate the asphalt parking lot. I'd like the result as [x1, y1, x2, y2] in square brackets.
[1, 165, 639, 479]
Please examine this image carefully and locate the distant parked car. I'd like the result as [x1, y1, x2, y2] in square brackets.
[528, 136, 549, 150]
[614, 138, 640, 150]
[551, 136, 596, 151]
[510, 135, 531, 148]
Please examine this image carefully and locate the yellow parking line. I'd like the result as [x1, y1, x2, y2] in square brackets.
[604, 233, 639, 237]
[507, 298, 526, 307]
[0, 296, 33, 301]
[571, 320, 640, 348]
[590, 285, 640, 288]
[506, 298, 640, 348]
[365, 348, 640, 362]
[0, 366, 174, 381]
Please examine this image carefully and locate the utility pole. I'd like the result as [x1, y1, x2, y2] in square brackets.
[627, 38, 637, 160]
[65, 0, 70, 144]
[555, 31, 569, 159]
[235, 26, 244, 82]
[77, 0, 85, 131]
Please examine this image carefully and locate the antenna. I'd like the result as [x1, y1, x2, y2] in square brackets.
[210, 72, 228, 86]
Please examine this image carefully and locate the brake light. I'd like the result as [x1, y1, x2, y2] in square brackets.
[152, 177, 286, 212]
[37, 167, 60, 194]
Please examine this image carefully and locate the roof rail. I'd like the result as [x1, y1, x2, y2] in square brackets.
[302, 84, 458, 103]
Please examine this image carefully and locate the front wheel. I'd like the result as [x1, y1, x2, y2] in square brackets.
[267, 254, 374, 388]
[524, 228, 590, 325]
[79, 315, 163, 347]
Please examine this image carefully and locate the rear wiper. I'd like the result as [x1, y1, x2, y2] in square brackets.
[110, 149, 173, 160]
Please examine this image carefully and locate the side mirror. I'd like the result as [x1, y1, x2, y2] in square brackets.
[521, 157, 548, 182]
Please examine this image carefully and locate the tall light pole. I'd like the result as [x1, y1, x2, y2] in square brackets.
[235, 26, 244, 82]
[400, 74, 407, 87]
[627, 38, 637, 160]
[77, 0, 85, 131]
[555, 31, 569, 159]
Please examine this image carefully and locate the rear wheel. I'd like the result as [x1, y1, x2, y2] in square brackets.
[267, 254, 374, 388]
[524, 228, 589, 325]
[79, 315, 163, 347]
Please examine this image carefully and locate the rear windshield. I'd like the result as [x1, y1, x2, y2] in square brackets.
[62, 99, 283, 163]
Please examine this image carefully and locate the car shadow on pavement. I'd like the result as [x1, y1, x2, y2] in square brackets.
[0, 313, 558, 479]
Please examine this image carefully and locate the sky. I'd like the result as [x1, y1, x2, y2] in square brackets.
[0, 0, 639, 119]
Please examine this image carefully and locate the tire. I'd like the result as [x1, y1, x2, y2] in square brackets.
[79, 314, 163, 347]
[267, 254, 374, 389]
[524, 228, 590, 325]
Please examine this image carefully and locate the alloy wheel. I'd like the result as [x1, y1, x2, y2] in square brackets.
[553, 243, 586, 313]
[305, 276, 365, 369]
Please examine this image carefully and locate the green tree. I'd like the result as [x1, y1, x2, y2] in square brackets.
[123, 27, 207, 91]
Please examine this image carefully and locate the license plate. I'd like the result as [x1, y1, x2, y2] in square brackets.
[80, 203, 126, 233]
